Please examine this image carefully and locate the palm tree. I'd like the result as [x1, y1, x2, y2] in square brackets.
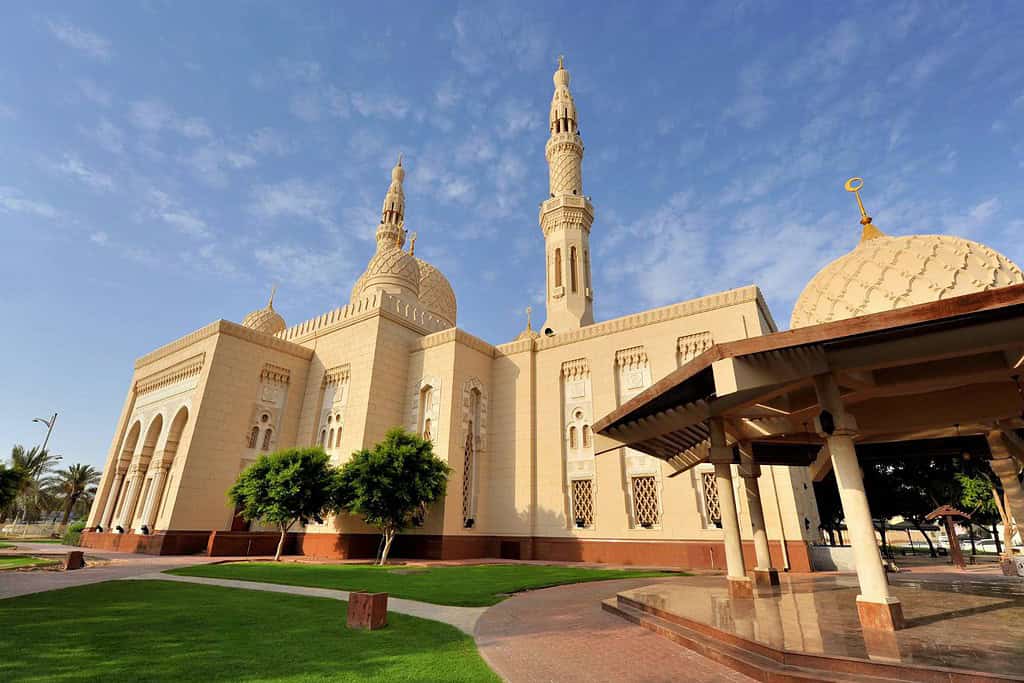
[51, 464, 101, 525]
[3, 444, 62, 523]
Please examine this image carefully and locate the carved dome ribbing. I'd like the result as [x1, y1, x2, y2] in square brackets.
[790, 234, 1024, 329]
[352, 245, 420, 302]
[242, 302, 286, 335]
[416, 257, 456, 327]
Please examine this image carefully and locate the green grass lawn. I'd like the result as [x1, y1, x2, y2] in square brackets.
[170, 562, 675, 607]
[0, 537, 63, 544]
[0, 555, 58, 570]
[0, 580, 498, 682]
[0, 541, 13, 549]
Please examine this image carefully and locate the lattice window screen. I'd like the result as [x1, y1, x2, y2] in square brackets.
[571, 479, 594, 528]
[701, 471, 722, 528]
[632, 475, 660, 528]
[462, 431, 475, 525]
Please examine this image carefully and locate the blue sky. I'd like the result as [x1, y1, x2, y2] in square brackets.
[2, 1, 1023, 470]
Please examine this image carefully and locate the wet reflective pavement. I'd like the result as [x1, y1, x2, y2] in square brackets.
[618, 574, 1024, 678]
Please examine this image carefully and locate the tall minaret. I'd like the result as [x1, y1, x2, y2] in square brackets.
[540, 56, 594, 334]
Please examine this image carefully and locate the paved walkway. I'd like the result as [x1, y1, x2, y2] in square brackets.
[129, 572, 487, 635]
[475, 576, 753, 683]
[0, 544, 221, 600]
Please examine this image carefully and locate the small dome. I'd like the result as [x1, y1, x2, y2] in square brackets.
[416, 257, 456, 327]
[791, 233, 1024, 328]
[353, 245, 420, 303]
[242, 299, 286, 335]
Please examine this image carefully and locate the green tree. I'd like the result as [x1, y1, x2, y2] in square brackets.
[4, 445, 61, 523]
[229, 448, 338, 561]
[335, 428, 451, 565]
[956, 470, 1004, 553]
[0, 464, 26, 512]
[50, 464, 102, 526]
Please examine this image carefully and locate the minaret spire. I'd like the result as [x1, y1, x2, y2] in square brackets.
[539, 56, 594, 334]
[377, 154, 406, 249]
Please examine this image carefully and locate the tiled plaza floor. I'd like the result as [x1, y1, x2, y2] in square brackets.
[618, 573, 1024, 679]
[475, 576, 754, 683]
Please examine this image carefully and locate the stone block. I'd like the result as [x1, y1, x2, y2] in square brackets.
[727, 576, 753, 599]
[752, 567, 780, 587]
[856, 597, 905, 631]
[347, 591, 388, 630]
[63, 550, 86, 570]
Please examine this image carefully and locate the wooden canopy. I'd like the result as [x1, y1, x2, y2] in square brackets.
[593, 284, 1024, 477]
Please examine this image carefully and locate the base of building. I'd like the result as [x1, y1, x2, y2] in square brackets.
[856, 596, 905, 631]
[727, 576, 753, 598]
[81, 529, 813, 570]
[752, 567, 780, 586]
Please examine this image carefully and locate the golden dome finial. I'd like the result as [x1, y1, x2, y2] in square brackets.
[268, 284, 277, 308]
[526, 305, 533, 331]
[557, 54, 565, 70]
[844, 177, 885, 242]
[409, 231, 417, 256]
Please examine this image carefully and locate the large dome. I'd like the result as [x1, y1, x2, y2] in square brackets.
[242, 298, 286, 335]
[791, 233, 1024, 328]
[416, 257, 456, 327]
[352, 245, 420, 303]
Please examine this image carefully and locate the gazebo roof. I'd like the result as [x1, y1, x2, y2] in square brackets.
[594, 283, 1024, 476]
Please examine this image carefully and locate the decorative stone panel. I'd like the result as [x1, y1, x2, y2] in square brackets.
[408, 376, 442, 443]
[677, 331, 713, 366]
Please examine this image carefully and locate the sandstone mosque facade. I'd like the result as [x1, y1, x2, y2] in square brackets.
[85, 59, 901, 568]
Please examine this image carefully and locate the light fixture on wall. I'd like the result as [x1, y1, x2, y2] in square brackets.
[464, 518, 475, 529]
[115, 525, 124, 534]
[94, 525, 103, 533]
[140, 525, 150, 535]
[575, 517, 586, 528]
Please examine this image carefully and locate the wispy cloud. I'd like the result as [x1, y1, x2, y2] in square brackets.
[0, 103, 16, 119]
[145, 189, 212, 238]
[184, 142, 256, 187]
[46, 19, 113, 61]
[52, 155, 115, 192]
[254, 243, 355, 290]
[77, 79, 112, 107]
[450, 4, 549, 74]
[0, 186, 59, 218]
[724, 61, 773, 129]
[129, 99, 211, 139]
[249, 179, 334, 226]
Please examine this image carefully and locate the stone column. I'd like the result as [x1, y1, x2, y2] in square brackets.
[739, 447, 780, 586]
[709, 418, 752, 598]
[140, 460, 170, 531]
[99, 464, 128, 530]
[115, 467, 143, 532]
[813, 373, 904, 631]
[986, 431, 1024, 536]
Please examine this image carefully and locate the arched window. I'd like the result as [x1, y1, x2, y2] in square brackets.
[423, 418, 432, 442]
[320, 429, 327, 448]
[419, 385, 434, 439]
[335, 426, 342, 448]
[569, 426, 578, 449]
[584, 250, 591, 291]
[248, 426, 259, 449]
[554, 248, 562, 288]
[570, 247, 578, 293]
[262, 428, 273, 451]
[328, 428, 335, 449]
[582, 425, 592, 448]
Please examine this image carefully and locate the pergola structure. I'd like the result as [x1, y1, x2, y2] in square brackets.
[593, 283, 1024, 632]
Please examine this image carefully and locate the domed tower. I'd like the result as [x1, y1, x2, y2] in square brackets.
[409, 234, 457, 328]
[539, 56, 594, 334]
[241, 287, 287, 336]
[351, 157, 420, 305]
[790, 178, 1024, 328]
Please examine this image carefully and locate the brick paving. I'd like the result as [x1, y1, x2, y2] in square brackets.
[475, 576, 754, 683]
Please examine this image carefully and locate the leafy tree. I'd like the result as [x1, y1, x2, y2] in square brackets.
[50, 464, 101, 526]
[956, 470, 1004, 553]
[335, 428, 450, 565]
[3, 445, 61, 523]
[0, 464, 25, 512]
[229, 448, 339, 561]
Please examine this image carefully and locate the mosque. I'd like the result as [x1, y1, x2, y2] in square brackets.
[82, 59, 1024, 576]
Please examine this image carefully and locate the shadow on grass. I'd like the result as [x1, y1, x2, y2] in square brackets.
[0, 580, 497, 682]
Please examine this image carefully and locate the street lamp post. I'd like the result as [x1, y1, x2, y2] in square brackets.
[32, 412, 58, 455]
